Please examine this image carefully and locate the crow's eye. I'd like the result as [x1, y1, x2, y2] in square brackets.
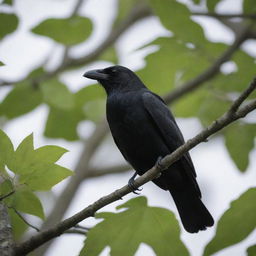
[111, 69, 117, 73]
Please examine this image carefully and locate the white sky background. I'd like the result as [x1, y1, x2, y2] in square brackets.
[0, 0, 256, 256]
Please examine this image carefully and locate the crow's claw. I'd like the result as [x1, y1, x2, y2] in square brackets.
[155, 156, 165, 171]
[128, 172, 143, 195]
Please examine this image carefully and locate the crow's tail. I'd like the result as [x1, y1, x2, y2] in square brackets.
[169, 187, 214, 233]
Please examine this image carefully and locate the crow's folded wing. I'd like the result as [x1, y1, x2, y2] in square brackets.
[142, 91, 198, 180]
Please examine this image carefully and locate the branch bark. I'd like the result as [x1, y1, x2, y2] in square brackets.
[0, 203, 14, 256]
[14, 78, 256, 256]
[192, 12, 256, 19]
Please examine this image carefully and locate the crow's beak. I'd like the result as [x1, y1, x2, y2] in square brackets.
[83, 69, 109, 80]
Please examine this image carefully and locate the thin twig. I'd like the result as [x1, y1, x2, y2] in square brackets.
[192, 12, 256, 19]
[64, 229, 87, 235]
[14, 78, 256, 256]
[11, 208, 40, 233]
[0, 191, 15, 201]
[229, 78, 256, 113]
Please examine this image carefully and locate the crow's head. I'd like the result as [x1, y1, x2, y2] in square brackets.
[83, 65, 145, 94]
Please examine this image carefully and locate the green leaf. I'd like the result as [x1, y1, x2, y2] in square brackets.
[173, 89, 208, 118]
[21, 163, 72, 191]
[0, 61, 4, 66]
[243, 0, 256, 13]
[44, 107, 84, 140]
[206, 0, 222, 11]
[99, 46, 119, 64]
[32, 15, 93, 45]
[214, 50, 256, 95]
[80, 197, 189, 256]
[148, 0, 205, 44]
[7, 133, 72, 191]
[34, 145, 68, 163]
[198, 92, 230, 126]
[204, 188, 256, 256]
[75, 84, 105, 107]
[0, 13, 18, 39]
[13, 187, 44, 219]
[41, 79, 74, 110]
[114, 0, 145, 27]
[191, 0, 201, 4]
[44, 84, 105, 140]
[0, 82, 43, 119]
[8, 134, 34, 175]
[8, 208, 28, 240]
[3, 0, 13, 5]
[247, 244, 256, 256]
[224, 123, 256, 172]
[137, 37, 209, 95]
[0, 180, 13, 204]
[0, 130, 14, 170]
[83, 99, 105, 122]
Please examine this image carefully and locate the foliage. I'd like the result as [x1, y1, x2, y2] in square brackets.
[204, 188, 256, 256]
[32, 16, 93, 46]
[80, 197, 189, 256]
[0, 130, 72, 237]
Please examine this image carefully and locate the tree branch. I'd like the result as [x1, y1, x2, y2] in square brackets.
[163, 25, 250, 104]
[14, 78, 256, 256]
[0, 203, 14, 256]
[192, 12, 256, 19]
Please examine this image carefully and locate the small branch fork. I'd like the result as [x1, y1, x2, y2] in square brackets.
[14, 78, 256, 256]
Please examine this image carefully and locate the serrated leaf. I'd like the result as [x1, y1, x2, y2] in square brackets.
[247, 244, 256, 256]
[8, 133, 34, 175]
[8, 208, 28, 240]
[224, 123, 256, 172]
[32, 15, 93, 45]
[41, 79, 74, 110]
[148, 0, 205, 44]
[0, 130, 14, 170]
[243, 0, 256, 13]
[206, 0, 222, 11]
[44, 107, 84, 140]
[80, 197, 189, 256]
[21, 163, 72, 191]
[13, 187, 44, 219]
[204, 188, 256, 256]
[0, 82, 43, 119]
[8, 134, 72, 191]
[0, 13, 18, 39]
[34, 145, 68, 163]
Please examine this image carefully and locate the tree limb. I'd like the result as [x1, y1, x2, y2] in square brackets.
[192, 12, 256, 19]
[14, 78, 256, 256]
[0, 203, 14, 256]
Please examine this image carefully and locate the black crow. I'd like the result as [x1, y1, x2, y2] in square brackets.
[83, 65, 214, 233]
